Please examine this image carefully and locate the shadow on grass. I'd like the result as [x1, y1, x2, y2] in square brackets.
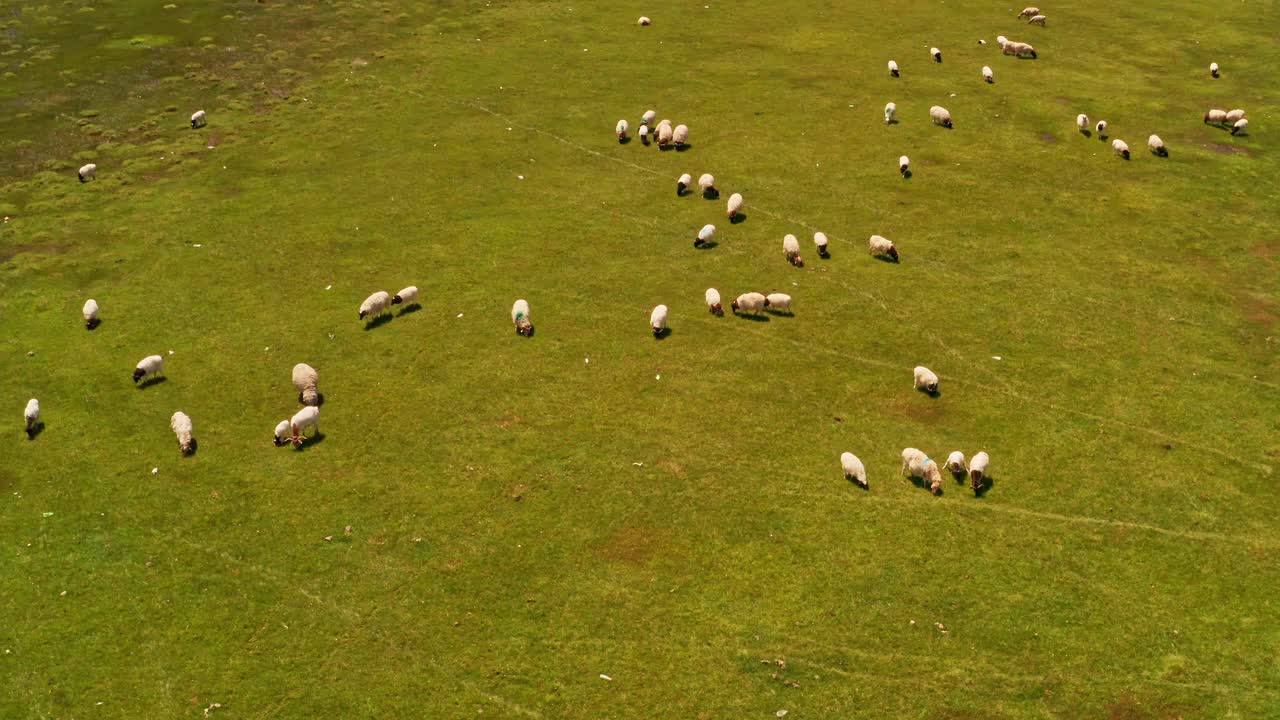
[184, 438, 198, 456]
[364, 314, 393, 331]
[654, 328, 672, 340]
[730, 213, 747, 224]
[1080, 129, 1092, 138]
[918, 387, 941, 398]
[818, 248, 831, 260]
[902, 169, 912, 179]
[974, 475, 995, 497]
[397, 303, 422, 317]
[26, 422, 45, 440]
[694, 240, 718, 250]
[86, 319, 101, 330]
[675, 143, 692, 152]
[874, 255, 900, 264]
[619, 136, 631, 145]
[734, 313, 769, 322]
[703, 189, 720, 200]
[136, 376, 168, 390]
[294, 432, 325, 451]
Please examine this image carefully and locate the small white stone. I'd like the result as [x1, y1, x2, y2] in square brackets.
[992, 355, 1002, 360]
[655, 374, 661, 380]
[151, 468, 159, 474]
[517, 175, 524, 180]
[457, 313, 464, 318]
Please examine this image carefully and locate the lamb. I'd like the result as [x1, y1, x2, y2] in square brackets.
[273, 419, 291, 446]
[512, 299, 533, 336]
[359, 291, 391, 321]
[884, 101, 896, 124]
[638, 16, 651, 25]
[1095, 119, 1107, 136]
[292, 363, 320, 406]
[392, 286, 418, 307]
[929, 105, 953, 128]
[1225, 109, 1246, 124]
[615, 119, 629, 142]
[1077, 113, 1089, 133]
[888, 60, 899, 77]
[698, 173, 717, 198]
[869, 234, 899, 262]
[1017, 7, 1040, 18]
[1232, 118, 1248, 136]
[656, 122, 674, 147]
[914, 366, 939, 393]
[901, 448, 944, 495]
[1209, 62, 1219, 78]
[783, 234, 804, 267]
[1148, 134, 1167, 156]
[82, 298, 99, 329]
[983, 65, 994, 83]
[1112, 138, 1130, 159]
[190, 110, 206, 128]
[695, 224, 716, 248]
[133, 355, 164, 384]
[931, 47, 942, 63]
[650, 304, 668, 338]
[170, 411, 194, 456]
[726, 192, 743, 220]
[677, 173, 692, 195]
[814, 232, 830, 259]
[289, 405, 319, 446]
[639, 125, 650, 145]
[899, 155, 910, 177]
[642, 110, 656, 126]
[1204, 109, 1227, 125]
[731, 292, 767, 315]
[78, 163, 97, 182]
[841, 452, 868, 489]
[24, 399, 40, 438]
[765, 293, 792, 314]
[672, 124, 689, 146]
[945, 451, 967, 475]
[1028, 14, 1046, 26]
[969, 451, 990, 494]
[705, 288, 724, 316]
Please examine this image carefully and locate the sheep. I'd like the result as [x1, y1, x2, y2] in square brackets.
[273, 419, 291, 446]
[656, 123, 673, 147]
[930, 105, 953, 128]
[292, 363, 320, 406]
[695, 223, 716, 248]
[1225, 109, 1246, 124]
[1148, 134, 1167, 156]
[190, 110, 206, 128]
[289, 405, 319, 446]
[726, 192, 743, 220]
[841, 452, 868, 488]
[814, 231, 830, 259]
[1028, 14, 1046, 26]
[616, 119, 629, 142]
[869, 234, 899, 262]
[731, 292, 767, 315]
[673, 124, 689, 146]
[983, 65, 994, 83]
[698, 173, 717, 198]
[1003, 41, 1037, 58]
[765, 293, 792, 314]
[677, 173, 692, 195]
[899, 155, 910, 177]
[1017, 6, 1040, 18]
[930, 47, 942, 63]
[512, 299, 533, 336]
[642, 110, 656, 126]
[639, 125, 650, 145]
[392, 286, 418, 307]
[82, 298, 99, 329]
[133, 355, 164, 384]
[884, 101, 896, 124]
[1232, 118, 1248, 136]
[783, 234, 804, 267]
[996, 35, 1008, 48]
[1095, 119, 1107, 136]
[705, 288, 724, 316]
[1077, 113, 1089, 133]
[170, 411, 194, 456]
[969, 451, 990, 494]
[888, 60, 899, 77]
[1112, 138, 1130, 159]
[1209, 62, 1219, 78]
[945, 451, 967, 475]
[914, 366, 939, 394]
[650, 304, 668, 338]
[359, 291, 391, 321]
[901, 447, 944, 495]
[24, 398, 40, 438]
[638, 16, 651, 25]
[1204, 109, 1227, 125]
[78, 163, 97, 182]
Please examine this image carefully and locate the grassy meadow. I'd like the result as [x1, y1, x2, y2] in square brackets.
[1, 1, 1278, 717]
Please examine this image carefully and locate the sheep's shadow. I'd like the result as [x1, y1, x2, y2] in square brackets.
[818, 249, 831, 260]
[86, 319, 101, 330]
[901, 169, 912, 179]
[676, 187, 689, 197]
[973, 475, 995, 497]
[363, 314, 393, 331]
[1153, 150, 1170, 158]
[653, 328, 672, 340]
[1080, 129, 1092, 138]
[619, 136, 632, 145]
[293, 432, 326, 451]
[640, 137, 651, 147]
[702, 189, 720, 200]
[26, 422, 45, 440]
[764, 309, 794, 317]
[694, 240, 718, 250]
[873, 255, 900, 264]
[848, 477, 869, 491]
[1098, 134, 1108, 141]
[734, 313, 770, 322]
[136, 376, 168, 390]
[675, 143, 692, 152]
[887, 119, 899, 125]
[952, 468, 968, 484]
[396, 303, 423, 317]
[185, 438, 198, 456]
[658, 144, 675, 152]
[904, 474, 940, 494]
[917, 387, 941, 398]
[730, 213, 747, 224]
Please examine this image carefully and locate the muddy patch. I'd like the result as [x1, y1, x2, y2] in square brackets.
[496, 413, 521, 429]
[1239, 293, 1277, 331]
[656, 459, 685, 477]
[1205, 142, 1250, 156]
[0, 242, 69, 264]
[891, 396, 945, 423]
[1040, 132, 1058, 144]
[594, 524, 664, 566]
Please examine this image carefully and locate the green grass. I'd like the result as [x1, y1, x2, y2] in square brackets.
[2, 1, 1278, 718]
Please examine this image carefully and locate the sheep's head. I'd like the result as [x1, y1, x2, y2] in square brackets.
[792, 255, 805, 267]
[926, 381, 938, 393]
[730, 300, 740, 312]
[391, 295, 404, 305]
[888, 247, 900, 262]
[132, 368, 145, 382]
[652, 326, 663, 338]
[944, 119, 953, 128]
[359, 310, 368, 319]
[274, 435, 287, 447]
[179, 440, 194, 456]
[516, 319, 533, 336]
[930, 479, 943, 495]
[711, 304, 723, 316]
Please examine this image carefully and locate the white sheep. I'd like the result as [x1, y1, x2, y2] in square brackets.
[1232, 118, 1248, 136]
[1204, 109, 1227, 125]
[727, 192, 743, 220]
[731, 292, 767, 315]
[898, 155, 910, 177]
[78, 163, 97, 183]
[1077, 113, 1089, 133]
[24, 398, 40, 438]
[765, 293, 792, 314]
[1017, 6, 1040, 18]
[1225, 109, 1246, 124]
[392, 286, 418, 307]
[650, 304, 668, 338]
[170, 411, 194, 455]
[814, 232, 830, 258]
[642, 110, 656, 126]
[996, 35, 1008, 48]
[901, 447, 944, 495]
[945, 451, 967, 474]
[884, 101, 896, 124]
[273, 419, 291, 446]
[638, 16, 651, 25]
[888, 60, 899, 77]
[698, 173, 717, 197]
[656, 122, 674, 147]
[841, 452, 868, 488]
[983, 65, 994, 83]
[930, 105, 953, 128]
[190, 110, 206, 128]
[1112, 138, 1130, 159]
[133, 355, 164, 384]
[969, 451, 990, 494]
[292, 363, 319, 406]
[359, 291, 391, 321]
[1209, 62, 1219, 78]
[639, 124, 650, 145]
[512, 299, 533, 336]
[1095, 119, 1107, 135]
[82, 298, 99, 329]
[677, 172, 692, 195]
[1148, 134, 1167, 156]
[705, 288, 724, 316]
[930, 47, 942, 63]
[783, 234, 804, 267]
[914, 366, 939, 393]
[695, 224, 716, 248]
[616, 119, 629, 142]
[869, 234, 899, 262]
[1003, 41, 1037, 58]
[289, 405, 319, 446]
[1028, 14, 1046, 26]
[673, 124, 689, 146]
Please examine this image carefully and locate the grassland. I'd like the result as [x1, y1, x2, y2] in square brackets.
[1, 1, 1278, 718]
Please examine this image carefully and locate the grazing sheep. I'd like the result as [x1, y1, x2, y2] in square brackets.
[1148, 134, 1167, 156]
[78, 163, 97, 182]
[677, 172, 692, 195]
[841, 452, 868, 488]
[1077, 113, 1089, 132]
[1003, 41, 1037, 58]
[969, 451, 990, 493]
[899, 155, 910, 177]
[1204, 109, 1227, 125]
[983, 65, 994, 83]
[512, 299, 533, 336]
[673, 124, 689, 146]
[978, 39, 986, 45]
[1225, 109, 1246, 124]
[727, 192, 743, 220]
[359, 291, 391, 321]
[273, 419, 291, 446]
[650, 305, 668, 338]
[656, 123, 673, 147]
[642, 110, 656, 126]
[814, 232, 830, 259]
[82, 298, 99, 329]
[24, 398, 39, 438]
[639, 125, 650, 145]
[638, 16, 651, 25]
[914, 366, 939, 393]
[731, 292, 767, 315]
[292, 363, 320, 406]
[698, 173, 717, 198]
[884, 101, 896, 124]
[1095, 119, 1107, 135]
[616, 119, 629, 142]
[392, 286, 418, 307]
[765, 293, 792, 313]
[1028, 14, 1046, 26]
[170, 411, 194, 455]
[190, 110, 206, 128]
[1112, 138, 1130, 159]
[1017, 6, 1040, 18]
[901, 448, 944, 495]
[1232, 118, 1249, 135]
[705, 288, 724, 316]
[783, 234, 804, 267]
[289, 405, 319, 446]
[888, 60, 899, 77]
[930, 105, 953, 128]
[931, 47, 942, 63]
[695, 224, 716, 248]
[869, 234, 899, 261]
[946, 451, 967, 475]
[133, 355, 164, 384]
[1209, 62, 1219, 78]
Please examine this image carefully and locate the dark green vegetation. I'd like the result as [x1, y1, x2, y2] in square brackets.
[2, 2, 1277, 717]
